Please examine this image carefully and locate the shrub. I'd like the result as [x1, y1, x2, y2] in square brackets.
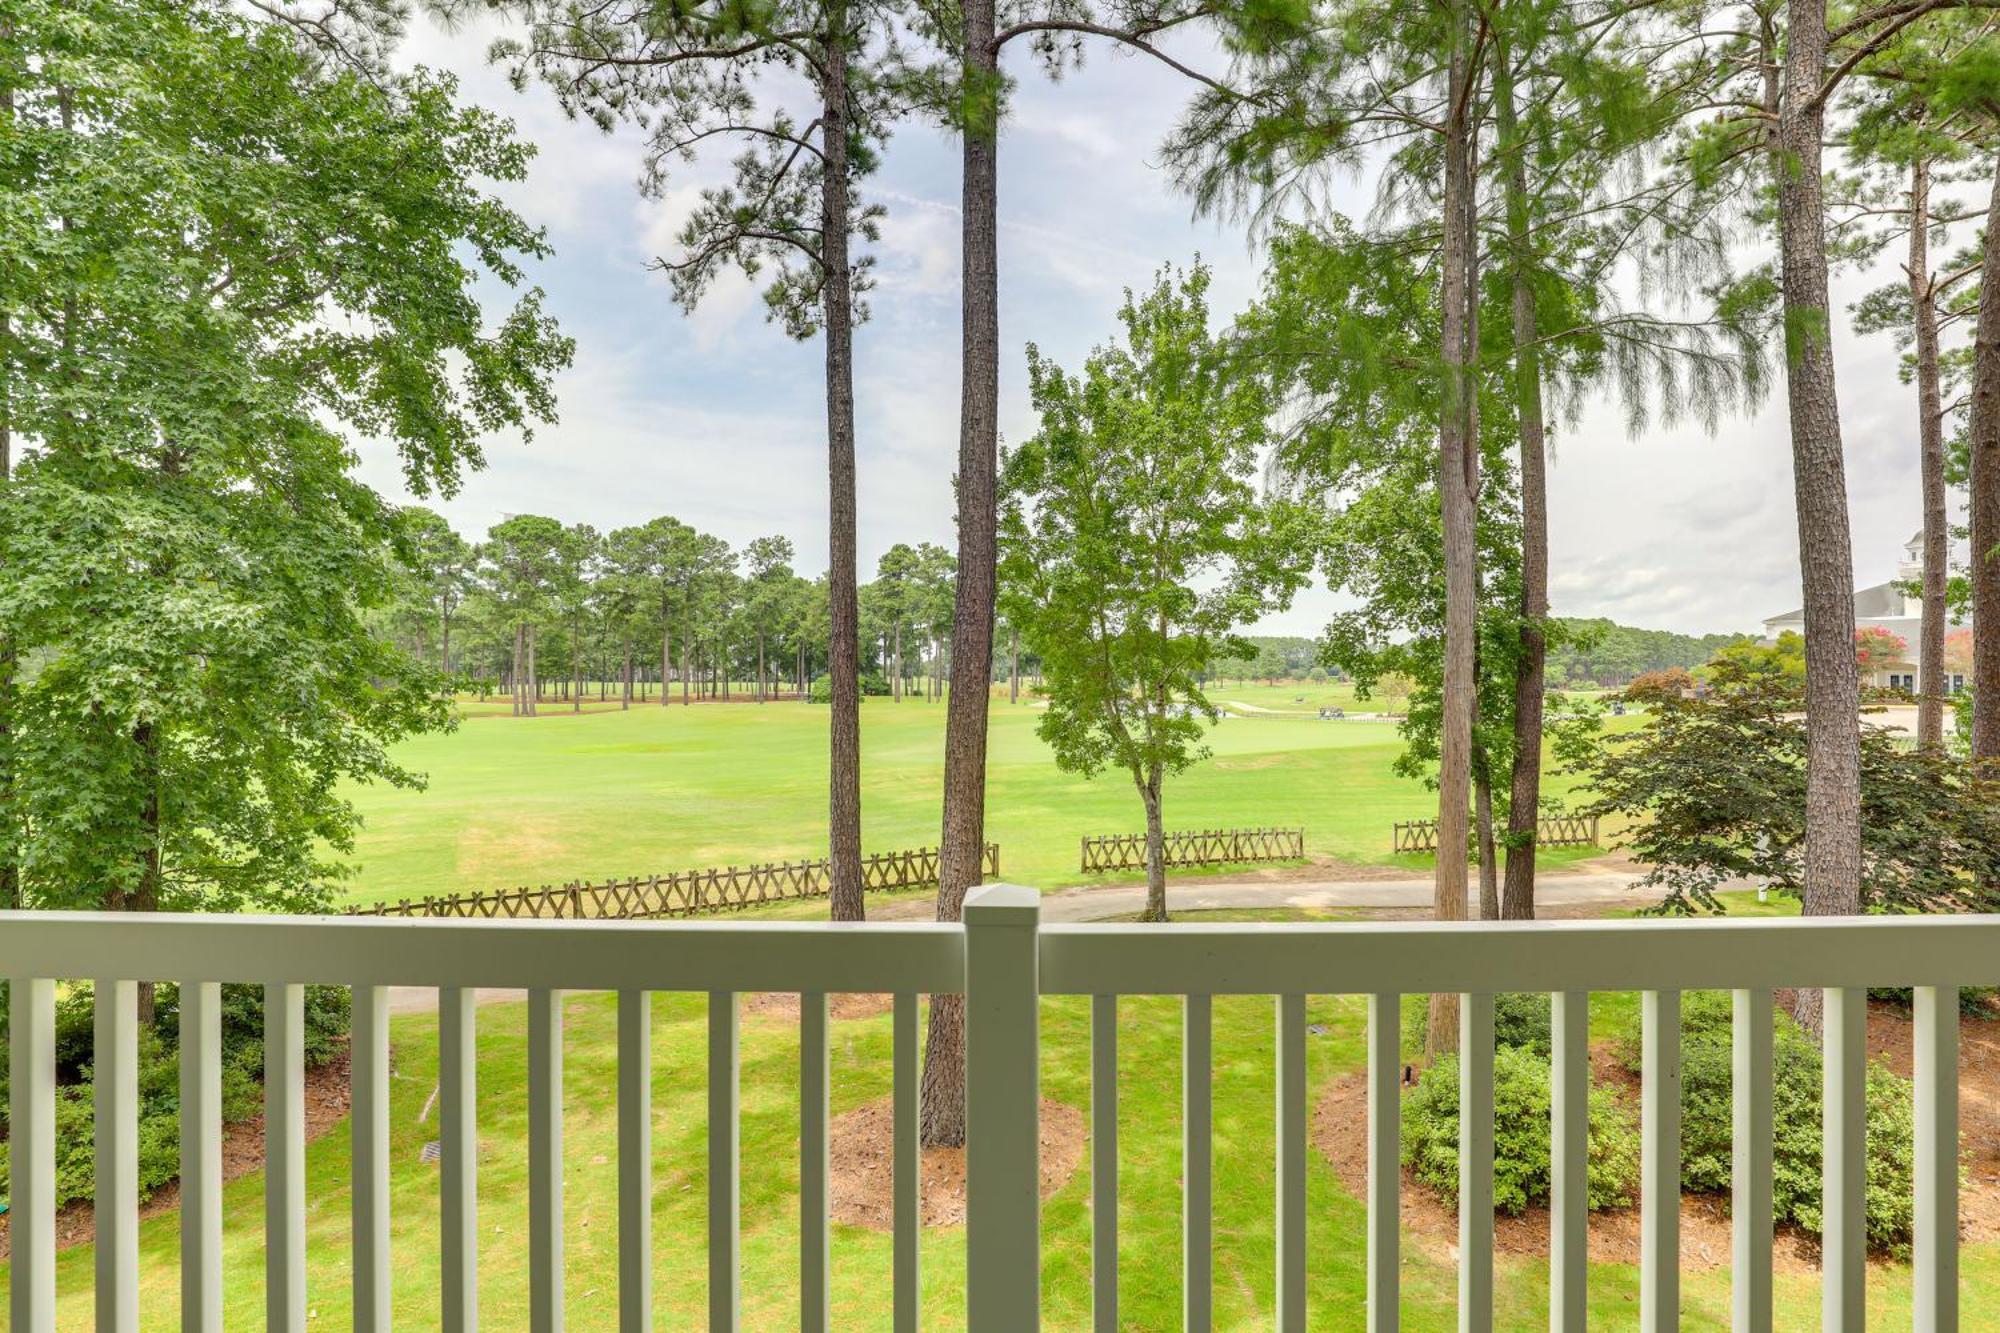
[1402, 992, 1552, 1059]
[1624, 995, 1920, 1254]
[0, 980, 348, 1210]
[1402, 1046, 1640, 1215]
[808, 673, 832, 703]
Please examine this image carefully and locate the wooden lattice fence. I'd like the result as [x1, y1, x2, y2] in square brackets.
[1079, 826, 1305, 873]
[347, 843, 1000, 920]
[1391, 814, 1599, 854]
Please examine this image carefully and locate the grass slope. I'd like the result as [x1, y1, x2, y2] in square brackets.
[337, 696, 1615, 907]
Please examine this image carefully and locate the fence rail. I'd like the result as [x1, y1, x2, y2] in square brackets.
[1392, 813, 1600, 854]
[346, 843, 999, 920]
[1, 899, 1989, 1330]
[1080, 826, 1305, 873]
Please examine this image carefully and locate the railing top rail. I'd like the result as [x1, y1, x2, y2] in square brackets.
[0, 911, 965, 993]
[1038, 914, 2000, 994]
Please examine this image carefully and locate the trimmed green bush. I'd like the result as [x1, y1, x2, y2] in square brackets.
[809, 673, 832, 703]
[0, 981, 348, 1210]
[1624, 992, 1920, 1255]
[1402, 1045, 1640, 1214]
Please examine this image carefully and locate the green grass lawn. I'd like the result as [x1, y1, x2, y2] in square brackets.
[336, 696, 1624, 908]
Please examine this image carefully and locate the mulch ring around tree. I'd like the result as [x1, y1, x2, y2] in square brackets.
[743, 991, 899, 1024]
[829, 1095, 1086, 1230]
[1311, 1001, 2000, 1276]
[0, 1045, 354, 1259]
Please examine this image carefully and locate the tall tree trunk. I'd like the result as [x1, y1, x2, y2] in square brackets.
[1969, 162, 2000, 761]
[1009, 624, 1019, 704]
[758, 632, 767, 703]
[527, 623, 539, 716]
[922, 0, 1001, 1149]
[662, 617, 672, 708]
[1496, 48, 1546, 919]
[1475, 754, 1499, 921]
[512, 622, 526, 717]
[1910, 154, 1949, 751]
[131, 721, 163, 1022]
[574, 619, 583, 712]
[1776, 0, 1861, 1034]
[1427, 1, 1479, 1059]
[1138, 765, 1167, 922]
[623, 645, 633, 710]
[821, 4, 865, 919]
[682, 635, 692, 706]
[894, 622, 904, 702]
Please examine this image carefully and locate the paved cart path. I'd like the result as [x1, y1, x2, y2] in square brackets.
[383, 868, 1658, 1014]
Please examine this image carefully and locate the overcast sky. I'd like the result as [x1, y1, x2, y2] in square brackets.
[362, 12, 1958, 639]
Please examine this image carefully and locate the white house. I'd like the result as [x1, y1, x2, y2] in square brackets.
[1760, 531, 1971, 694]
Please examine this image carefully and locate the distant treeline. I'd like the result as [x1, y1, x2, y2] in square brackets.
[1208, 636, 1327, 683]
[1545, 618, 1750, 688]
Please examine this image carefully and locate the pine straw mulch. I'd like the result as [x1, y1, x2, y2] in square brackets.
[829, 1095, 1085, 1230]
[1312, 1001, 2000, 1275]
[0, 1044, 354, 1259]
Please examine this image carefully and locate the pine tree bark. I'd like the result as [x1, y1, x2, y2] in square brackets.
[1496, 49, 1546, 919]
[1910, 154, 1949, 751]
[1426, 0, 1479, 1060]
[1968, 162, 2000, 762]
[922, 0, 1001, 1148]
[1776, 0, 1861, 1033]
[819, 8, 865, 918]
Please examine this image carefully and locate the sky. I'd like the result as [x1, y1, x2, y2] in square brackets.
[360, 10, 1960, 640]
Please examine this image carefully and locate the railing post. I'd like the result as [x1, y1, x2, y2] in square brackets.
[964, 884, 1041, 1332]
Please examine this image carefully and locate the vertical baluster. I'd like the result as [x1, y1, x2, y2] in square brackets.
[95, 978, 139, 1333]
[1184, 993, 1213, 1333]
[1458, 993, 1494, 1333]
[10, 976, 55, 1333]
[352, 985, 391, 1333]
[529, 988, 565, 1332]
[709, 991, 740, 1331]
[1092, 994, 1119, 1332]
[1914, 985, 1959, 1331]
[618, 990, 653, 1332]
[1366, 992, 1400, 1333]
[1640, 989, 1680, 1332]
[266, 983, 307, 1332]
[1823, 986, 1866, 1332]
[1731, 989, 1773, 1333]
[800, 992, 830, 1332]
[1550, 991, 1588, 1333]
[964, 886, 1042, 1333]
[180, 979, 223, 1333]
[440, 986, 478, 1333]
[1275, 993, 1307, 1332]
[893, 992, 920, 1333]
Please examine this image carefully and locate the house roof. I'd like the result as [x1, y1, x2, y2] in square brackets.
[1763, 580, 1907, 628]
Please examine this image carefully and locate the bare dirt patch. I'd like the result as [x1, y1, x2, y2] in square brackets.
[0, 1045, 354, 1258]
[829, 1095, 1086, 1230]
[743, 991, 898, 1023]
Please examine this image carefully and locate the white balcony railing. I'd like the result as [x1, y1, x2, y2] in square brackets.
[3, 889, 1993, 1331]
